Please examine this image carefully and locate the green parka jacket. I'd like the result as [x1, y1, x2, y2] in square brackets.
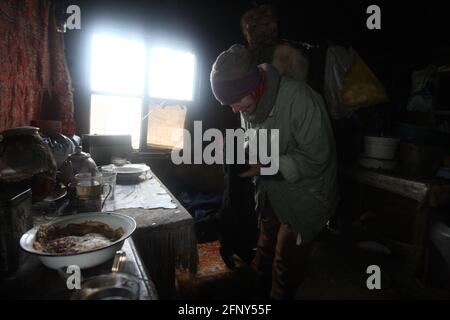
[242, 63, 339, 244]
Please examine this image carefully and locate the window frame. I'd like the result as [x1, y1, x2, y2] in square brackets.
[89, 33, 198, 152]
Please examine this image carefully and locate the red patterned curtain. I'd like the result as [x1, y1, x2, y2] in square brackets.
[0, 0, 75, 133]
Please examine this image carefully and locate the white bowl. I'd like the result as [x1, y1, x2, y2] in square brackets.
[364, 136, 399, 160]
[20, 213, 136, 270]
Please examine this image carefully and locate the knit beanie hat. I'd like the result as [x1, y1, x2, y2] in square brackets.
[210, 44, 262, 105]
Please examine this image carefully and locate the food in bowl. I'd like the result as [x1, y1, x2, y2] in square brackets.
[33, 220, 124, 255]
[20, 212, 136, 269]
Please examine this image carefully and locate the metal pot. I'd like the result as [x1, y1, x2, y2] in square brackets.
[60, 146, 99, 185]
[42, 133, 76, 169]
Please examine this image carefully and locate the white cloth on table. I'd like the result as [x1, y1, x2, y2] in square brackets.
[104, 177, 177, 211]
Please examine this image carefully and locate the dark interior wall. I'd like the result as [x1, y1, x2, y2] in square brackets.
[65, 0, 450, 132]
[280, 1, 450, 107]
[63, 0, 450, 191]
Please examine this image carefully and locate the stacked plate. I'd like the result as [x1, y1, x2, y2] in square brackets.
[115, 164, 150, 184]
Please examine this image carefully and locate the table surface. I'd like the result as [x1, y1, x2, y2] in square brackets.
[345, 167, 450, 204]
[0, 238, 158, 300]
[8, 166, 198, 299]
[102, 167, 198, 299]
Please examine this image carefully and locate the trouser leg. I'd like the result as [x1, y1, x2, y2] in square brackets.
[270, 223, 313, 300]
[251, 200, 280, 295]
[252, 197, 314, 299]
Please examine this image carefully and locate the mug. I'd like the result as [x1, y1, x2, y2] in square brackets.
[74, 173, 112, 211]
[75, 173, 111, 197]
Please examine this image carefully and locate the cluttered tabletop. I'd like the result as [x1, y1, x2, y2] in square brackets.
[0, 130, 197, 299]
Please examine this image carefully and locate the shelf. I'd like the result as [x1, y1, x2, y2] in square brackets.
[431, 110, 450, 115]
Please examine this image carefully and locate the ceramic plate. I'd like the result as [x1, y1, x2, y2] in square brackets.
[115, 164, 150, 184]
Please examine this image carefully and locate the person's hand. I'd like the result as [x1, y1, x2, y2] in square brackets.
[239, 164, 261, 177]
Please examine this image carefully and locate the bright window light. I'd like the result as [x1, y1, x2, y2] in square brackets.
[148, 47, 196, 101]
[90, 94, 142, 149]
[91, 34, 145, 95]
[89, 32, 196, 151]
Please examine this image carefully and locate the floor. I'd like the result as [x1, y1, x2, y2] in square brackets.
[175, 233, 450, 300]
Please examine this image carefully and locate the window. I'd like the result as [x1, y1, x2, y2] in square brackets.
[148, 47, 196, 101]
[89, 33, 195, 150]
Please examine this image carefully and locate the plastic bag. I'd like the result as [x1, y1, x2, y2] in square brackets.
[406, 65, 436, 112]
[323, 45, 352, 119]
[342, 48, 389, 109]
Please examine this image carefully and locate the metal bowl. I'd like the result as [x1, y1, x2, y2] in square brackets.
[19, 212, 136, 269]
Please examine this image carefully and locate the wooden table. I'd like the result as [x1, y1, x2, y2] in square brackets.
[103, 167, 198, 299]
[344, 168, 450, 277]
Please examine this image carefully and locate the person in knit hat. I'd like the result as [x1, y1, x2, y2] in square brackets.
[211, 44, 339, 299]
[211, 44, 271, 124]
[210, 44, 261, 107]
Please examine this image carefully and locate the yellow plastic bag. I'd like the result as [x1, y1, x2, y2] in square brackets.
[342, 48, 389, 109]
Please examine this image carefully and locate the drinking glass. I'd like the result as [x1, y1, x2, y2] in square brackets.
[101, 171, 117, 201]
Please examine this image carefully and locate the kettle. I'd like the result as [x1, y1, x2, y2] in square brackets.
[60, 146, 99, 185]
